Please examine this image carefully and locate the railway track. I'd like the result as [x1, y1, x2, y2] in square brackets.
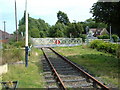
[41, 47, 109, 89]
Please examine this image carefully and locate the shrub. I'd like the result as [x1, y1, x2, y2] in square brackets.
[96, 42, 107, 51]
[2, 48, 24, 64]
[2, 44, 14, 49]
[90, 40, 104, 49]
[90, 40, 118, 55]
[13, 41, 25, 48]
[112, 34, 119, 42]
[97, 34, 110, 39]
[80, 34, 86, 42]
[107, 43, 118, 54]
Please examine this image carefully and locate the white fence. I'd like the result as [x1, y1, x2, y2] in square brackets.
[31, 38, 82, 48]
[85, 39, 110, 43]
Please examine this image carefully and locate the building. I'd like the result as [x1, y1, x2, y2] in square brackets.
[0, 30, 13, 43]
[89, 28, 109, 37]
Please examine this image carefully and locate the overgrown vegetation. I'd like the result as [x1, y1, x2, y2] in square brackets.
[2, 48, 46, 88]
[97, 34, 110, 39]
[97, 34, 119, 42]
[54, 46, 119, 87]
[112, 34, 119, 42]
[1, 42, 25, 65]
[89, 40, 119, 56]
[2, 48, 24, 65]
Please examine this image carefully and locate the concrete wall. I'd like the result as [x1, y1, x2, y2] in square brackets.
[0, 64, 8, 75]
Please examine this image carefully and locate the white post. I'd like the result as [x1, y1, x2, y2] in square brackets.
[25, 0, 28, 46]
[25, 0, 28, 67]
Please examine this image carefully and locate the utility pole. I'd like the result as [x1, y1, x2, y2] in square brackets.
[3, 21, 6, 40]
[15, 0, 18, 41]
[25, 0, 28, 67]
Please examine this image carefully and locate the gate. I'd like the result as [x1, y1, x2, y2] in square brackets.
[31, 38, 82, 48]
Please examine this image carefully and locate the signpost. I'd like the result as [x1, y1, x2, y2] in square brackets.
[25, 0, 28, 67]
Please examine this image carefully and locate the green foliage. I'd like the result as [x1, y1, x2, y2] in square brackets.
[2, 48, 24, 64]
[81, 18, 107, 34]
[67, 22, 83, 38]
[30, 28, 40, 38]
[18, 15, 50, 38]
[48, 23, 66, 37]
[13, 41, 25, 48]
[2, 44, 14, 49]
[39, 31, 46, 38]
[56, 11, 70, 25]
[90, 40, 118, 55]
[80, 34, 86, 42]
[90, 2, 120, 36]
[112, 34, 119, 42]
[97, 34, 110, 39]
[90, 40, 104, 49]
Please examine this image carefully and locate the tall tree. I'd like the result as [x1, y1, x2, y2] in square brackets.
[48, 23, 66, 37]
[90, 2, 120, 36]
[67, 22, 83, 38]
[56, 11, 70, 25]
[18, 14, 50, 38]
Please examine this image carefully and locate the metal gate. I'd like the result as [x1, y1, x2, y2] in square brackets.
[31, 38, 82, 48]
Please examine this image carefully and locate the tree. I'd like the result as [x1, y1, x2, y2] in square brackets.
[48, 23, 66, 37]
[83, 18, 107, 28]
[81, 18, 107, 34]
[18, 14, 50, 38]
[30, 28, 40, 38]
[56, 11, 70, 25]
[67, 22, 83, 38]
[90, 2, 120, 36]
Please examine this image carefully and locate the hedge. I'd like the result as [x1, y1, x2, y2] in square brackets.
[90, 40, 119, 55]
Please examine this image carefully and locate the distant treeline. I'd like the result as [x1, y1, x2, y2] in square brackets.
[17, 11, 107, 38]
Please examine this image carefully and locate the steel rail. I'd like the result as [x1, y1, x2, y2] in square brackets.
[41, 48, 66, 90]
[49, 47, 110, 90]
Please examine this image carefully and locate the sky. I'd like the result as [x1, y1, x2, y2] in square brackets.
[0, 0, 98, 34]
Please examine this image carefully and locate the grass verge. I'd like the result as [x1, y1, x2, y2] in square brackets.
[2, 48, 46, 88]
[54, 45, 119, 88]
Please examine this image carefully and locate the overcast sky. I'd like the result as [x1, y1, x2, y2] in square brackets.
[0, 0, 97, 34]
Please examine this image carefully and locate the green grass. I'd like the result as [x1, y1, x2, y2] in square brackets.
[2, 48, 46, 88]
[54, 45, 119, 87]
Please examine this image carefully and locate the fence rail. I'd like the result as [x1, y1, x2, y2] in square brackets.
[85, 39, 110, 43]
[31, 38, 82, 47]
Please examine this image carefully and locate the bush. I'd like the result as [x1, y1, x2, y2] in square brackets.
[112, 34, 119, 42]
[96, 42, 107, 51]
[90, 40, 118, 55]
[80, 34, 86, 42]
[90, 40, 104, 49]
[97, 34, 110, 39]
[13, 41, 25, 48]
[2, 48, 24, 64]
[2, 44, 14, 49]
